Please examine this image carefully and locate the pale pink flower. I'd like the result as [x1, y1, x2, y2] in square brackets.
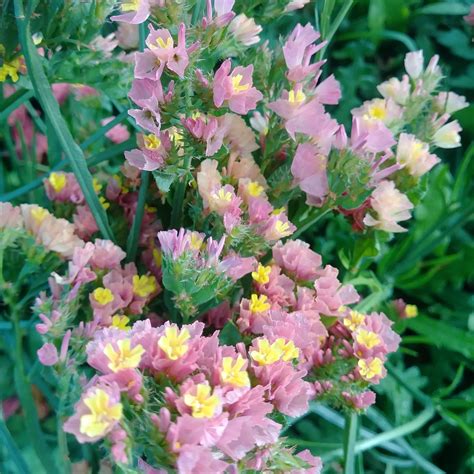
[285, 0, 311, 12]
[73, 206, 99, 240]
[0, 203, 23, 229]
[111, 0, 150, 24]
[291, 143, 328, 207]
[272, 240, 322, 281]
[101, 117, 130, 143]
[342, 390, 376, 410]
[90, 239, 126, 269]
[197, 159, 223, 209]
[396, 133, 440, 177]
[176, 444, 229, 474]
[434, 92, 468, 115]
[432, 120, 462, 149]
[291, 449, 323, 474]
[377, 75, 410, 105]
[116, 23, 139, 49]
[229, 14, 262, 46]
[37, 343, 59, 366]
[404, 50, 424, 79]
[352, 98, 403, 128]
[363, 180, 413, 232]
[213, 59, 263, 114]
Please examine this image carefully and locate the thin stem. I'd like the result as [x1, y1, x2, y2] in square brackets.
[343, 412, 358, 474]
[291, 207, 332, 240]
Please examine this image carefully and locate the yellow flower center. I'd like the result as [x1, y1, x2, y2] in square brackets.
[93, 178, 102, 193]
[247, 181, 264, 197]
[211, 188, 233, 202]
[158, 326, 191, 360]
[0, 58, 21, 83]
[249, 294, 270, 313]
[189, 232, 204, 251]
[156, 36, 173, 49]
[79, 389, 123, 438]
[220, 355, 250, 387]
[144, 134, 161, 150]
[275, 220, 291, 236]
[250, 337, 299, 366]
[31, 207, 49, 224]
[48, 172, 67, 192]
[355, 329, 381, 349]
[251, 263, 271, 285]
[343, 310, 366, 331]
[92, 288, 114, 306]
[405, 304, 418, 318]
[358, 358, 383, 380]
[132, 275, 157, 298]
[121, 0, 140, 12]
[191, 111, 201, 119]
[111, 315, 131, 331]
[183, 383, 220, 418]
[366, 101, 387, 120]
[288, 89, 306, 104]
[231, 74, 250, 93]
[104, 339, 145, 373]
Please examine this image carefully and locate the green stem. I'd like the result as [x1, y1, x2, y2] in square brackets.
[291, 207, 332, 240]
[343, 413, 358, 474]
[57, 370, 72, 473]
[170, 155, 191, 229]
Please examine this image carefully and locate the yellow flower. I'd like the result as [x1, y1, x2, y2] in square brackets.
[92, 288, 114, 306]
[183, 383, 220, 418]
[405, 304, 418, 318]
[104, 339, 145, 373]
[273, 338, 299, 362]
[111, 315, 131, 331]
[93, 178, 103, 193]
[158, 326, 191, 360]
[250, 339, 281, 366]
[48, 172, 67, 193]
[121, 0, 140, 12]
[358, 358, 384, 380]
[144, 134, 161, 150]
[249, 294, 270, 313]
[288, 89, 306, 104]
[343, 311, 366, 331]
[355, 329, 381, 349]
[79, 389, 122, 438]
[153, 248, 162, 267]
[132, 275, 157, 298]
[247, 181, 264, 197]
[0, 58, 21, 83]
[99, 196, 110, 210]
[220, 355, 250, 387]
[251, 263, 271, 285]
[231, 74, 250, 93]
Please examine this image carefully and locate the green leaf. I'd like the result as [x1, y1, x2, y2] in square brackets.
[406, 316, 474, 359]
[13, 0, 115, 242]
[152, 170, 176, 193]
[0, 415, 31, 474]
[416, 2, 470, 15]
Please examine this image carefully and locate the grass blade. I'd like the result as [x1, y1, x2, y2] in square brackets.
[0, 413, 31, 474]
[343, 413, 358, 474]
[13, 0, 115, 242]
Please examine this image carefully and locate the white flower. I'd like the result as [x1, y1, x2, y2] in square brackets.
[396, 133, 440, 178]
[432, 121, 462, 149]
[434, 92, 469, 115]
[404, 50, 424, 79]
[229, 14, 262, 46]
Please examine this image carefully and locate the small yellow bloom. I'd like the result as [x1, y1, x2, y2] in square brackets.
[366, 102, 387, 120]
[355, 329, 381, 349]
[220, 355, 250, 387]
[251, 263, 271, 285]
[169, 128, 184, 146]
[48, 172, 67, 193]
[189, 232, 204, 251]
[249, 294, 270, 313]
[31, 207, 49, 224]
[247, 181, 264, 197]
[99, 196, 110, 210]
[191, 111, 201, 119]
[92, 288, 114, 306]
[271, 207, 286, 216]
[79, 389, 122, 438]
[0, 58, 21, 83]
[111, 315, 131, 331]
[405, 304, 418, 318]
[158, 326, 191, 360]
[104, 339, 145, 373]
[250, 337, 298, 366]
[93, 178, 103, 193]
[275, 220, 291, 237]
[183, 383, 220, 418]
[132, 275, 157, 298]
[231, 74, 250, 93]
[343, 311, 366, 331]
[144, 134, 161, 150]
[358, 358, 384, 380]
[288, 89, 306, 104]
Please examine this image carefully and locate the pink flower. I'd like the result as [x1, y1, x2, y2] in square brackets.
[0, 203, 23, 229]
[44, 172, 84, 204]
[176, 445, 229, 474]
[101, 117, 130, 143]
[229, 14, 262, 46]
[90, 239, 126, 269]
[125, 132, 170, 171]
[111, 0, 150, 24]
[273, 240, 322, 281]
[283, 24, 325, 81]
[197, 159, 223, 209]
[73, 206, 99, 240]
[292, 449, 323, 474]
[404, 50, 424, 79]
[291, 143, 329, 207]
[342, 390, 376, 410]
[213, 59, 263, 115]
[116, 23, 139, 49]
[396, 133, 440, 177]
[363, 180, 413, 232]
[37, 343, 59, 366]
